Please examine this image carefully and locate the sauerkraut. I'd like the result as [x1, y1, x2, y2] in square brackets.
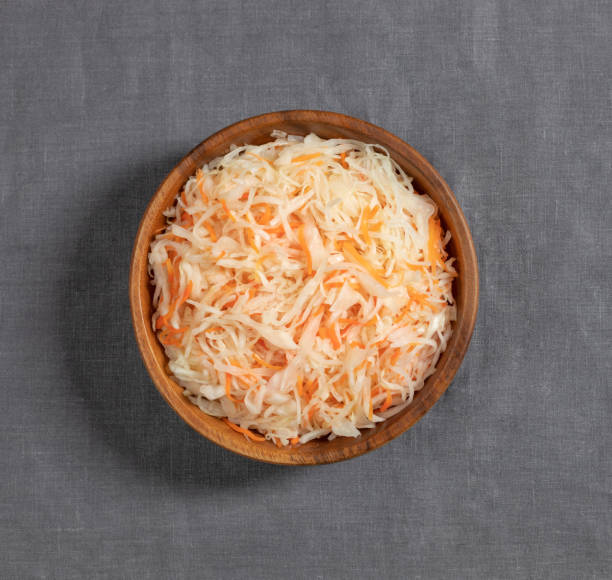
[148, 132, 456, 445]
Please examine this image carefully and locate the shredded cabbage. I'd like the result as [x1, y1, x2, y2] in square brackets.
[148, 133, 456, 445]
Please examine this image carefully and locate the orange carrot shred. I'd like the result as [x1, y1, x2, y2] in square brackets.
[248, 152, 273, 166]
[222, 418, 265, 441]
[204, 326, 224, 334]
[196, 169, 208, 203]
[221, 199, 236, 222]
[253, 353, 283, 370]
[225, 374, 238, 402]
[329, 323, 341, 349]
[379, 389, 393, 413]
[341, 242, 389, 287]
[360, 206, 372, 245]
[292, 152, 321, 163]
[260, 204, 272, 225]
[307, 404, 318, 421]
[390, 349, 402, 365]
[339, 151, 348, 169]
[297, 225, 312, 275]
[202, 221, 217, 242]
[246, 228, 258, 252]
[428, 216, 443, 269]
[181, 211, 194, 227]
[164, 326, 189, 335]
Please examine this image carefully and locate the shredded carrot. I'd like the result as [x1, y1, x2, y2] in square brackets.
[296, 374, 303, 397]
[204, 326, 224, 334]
[202, 221, 217, 242]
[390, 349, 402, 365]
[248, 152, 273, 166]
[324, 280, 345, 289]
[364, 316, 378, 327]
[368, 396, 373, 420]
[175, 281, 193, 310]
[408, 287, 431, 308]
[307, 404, 318, 421]
[261, 204, 272, 225]
[265, 224, 285, 235]
[164, 325, 188, 335]
[428, 216, 443, 268]
[157, 278, 191, 329]
[292, 152, 321, 163]
[246, 228, 258, 252]
[329, 323, 341, 349]
[181, 212, 194, 227]
[181, 190, 188, 206]
[304, 378, 318, 402]
[164, 258, 174, 282]
[196, 169, 208, 203]
[163, 233, 184, 243]
[341, 242, 389, 287]
[237, 375, 255, 387]
[215, 251, 225, 260]
[222, 418, 265, 441]
[355, 358, 369, 372]
[405, 262, 425, 271]
[225, 374, 239, 402]
[228, 358, 257, 386]
[290, 436, 300, 445]
[379, 389, 393, 413]
[253, 353, 283, 370]
[221, 199, 236, 222]
[297, 225, 312, 275]
[157, 329, 182, 346]
[339, 151, 348, 169]
[360, 206, 376, 245]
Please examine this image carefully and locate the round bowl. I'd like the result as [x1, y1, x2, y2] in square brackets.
[129, 110, 478, 465]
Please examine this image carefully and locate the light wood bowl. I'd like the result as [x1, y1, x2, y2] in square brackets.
[129, 110, 478, 465]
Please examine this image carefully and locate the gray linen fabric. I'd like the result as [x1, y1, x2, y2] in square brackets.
[1, 1, 610, 578]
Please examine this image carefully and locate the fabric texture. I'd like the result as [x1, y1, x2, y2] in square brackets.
[1, 1, 610, 578]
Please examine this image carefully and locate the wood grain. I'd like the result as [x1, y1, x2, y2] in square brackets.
[129, 110, 479, 465]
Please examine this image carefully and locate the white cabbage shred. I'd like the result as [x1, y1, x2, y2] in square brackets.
[148, 133, 456, 445]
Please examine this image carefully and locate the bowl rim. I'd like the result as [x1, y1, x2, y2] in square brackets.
[129, 109, 479, 465]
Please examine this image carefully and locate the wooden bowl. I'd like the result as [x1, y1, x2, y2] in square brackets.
[129, 110, 478, 465]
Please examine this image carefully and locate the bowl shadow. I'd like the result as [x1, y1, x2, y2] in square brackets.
[59, 153, 297, 486]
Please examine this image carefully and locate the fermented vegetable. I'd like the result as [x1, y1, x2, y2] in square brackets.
[148, 132, 456, 445]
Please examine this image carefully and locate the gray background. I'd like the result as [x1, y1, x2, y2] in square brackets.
[1, 1, 610, 578]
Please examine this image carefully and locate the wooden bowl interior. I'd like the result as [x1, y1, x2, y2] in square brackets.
[130, 111, 478, 465]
